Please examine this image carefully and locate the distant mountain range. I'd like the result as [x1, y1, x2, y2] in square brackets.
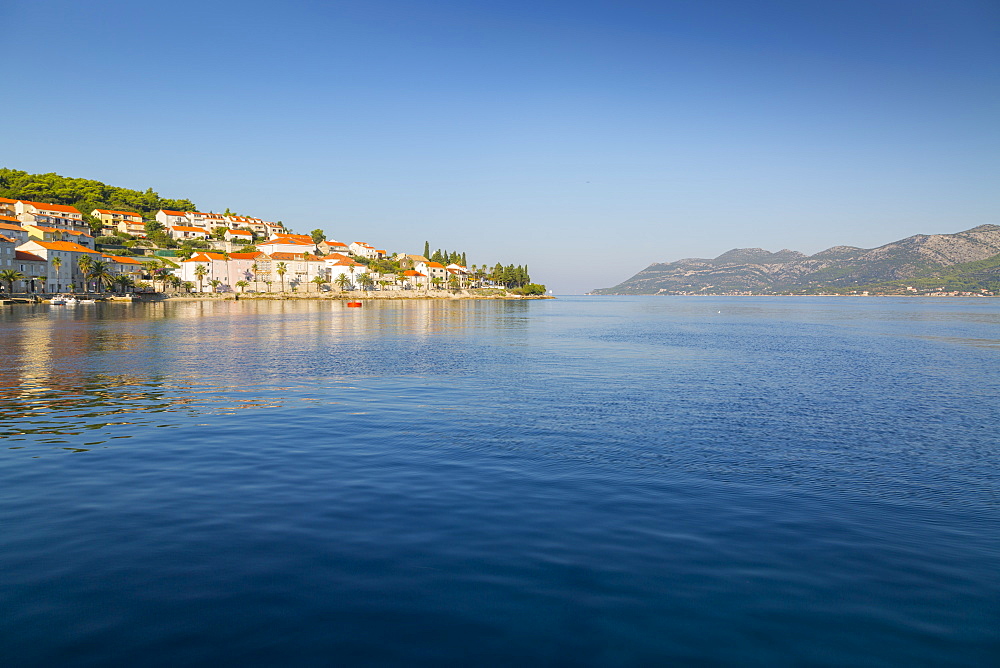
[592, 225, 1000, 295]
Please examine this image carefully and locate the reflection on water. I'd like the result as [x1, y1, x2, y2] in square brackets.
[0, 299, 534, 453]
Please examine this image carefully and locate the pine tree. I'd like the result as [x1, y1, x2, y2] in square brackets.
[461, 252, 467, 267]
[423, 241, 430, 258]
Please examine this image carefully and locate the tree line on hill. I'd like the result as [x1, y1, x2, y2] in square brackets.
[0, 168, 197, 234]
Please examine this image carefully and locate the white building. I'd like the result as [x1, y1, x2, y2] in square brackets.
[156, 209, 190, 227]
[168, 225, 210, 241]
[16, 201, 88, 233]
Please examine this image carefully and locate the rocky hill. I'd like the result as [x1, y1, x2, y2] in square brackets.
[593, 225, 1000, 295]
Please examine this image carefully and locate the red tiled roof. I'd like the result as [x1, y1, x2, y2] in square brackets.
[226, 229, 252, 235]
[20, 201, 81, 214]
[25, 225, 91, 236]
[15, 250, 46, 262]
[94, 209, 141, 217]
[104, 254, 141, 264]
[169, 226, 209, 233]
[260, 238, 313, 246]
[403, 270, 426, 277]
[229, 252, 263, 260]
[31, 240, 101, 254]
[159, 209, 188, 217]
[0, 221, 23, 231]
[0, 234, 15, 243]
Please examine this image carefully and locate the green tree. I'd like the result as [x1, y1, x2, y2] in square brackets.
[194, 264, 208, 293]
[209, 278, 222, 293]
[0, 269, 25, 294]
[52, 256, 63, 290]
[235, 280, 249, 293]
[311, 275, 328, 292]
[431, 276, 444, 290]
[423, 240, 430, 258]
[334, 274, 352, 292]
[276, 262, 288, 292]
[77, 254, 93, 294]
[87, 259, 112, 293]
[359, 273, 375, 291]
[310, 229, 326, 244]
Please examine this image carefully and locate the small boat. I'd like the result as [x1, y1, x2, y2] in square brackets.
[78, 298, 97, 304]
[64, 296, 79, 305]
[346, 301, 362, 308]
[50, 295, 67, 305]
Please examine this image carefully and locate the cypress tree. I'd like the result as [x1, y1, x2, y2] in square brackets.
[424, 241, 430, 258]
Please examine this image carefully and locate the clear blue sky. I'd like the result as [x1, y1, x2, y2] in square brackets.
[5, 0, 998, 293]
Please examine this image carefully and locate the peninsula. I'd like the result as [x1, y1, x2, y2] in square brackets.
[0, 169, 547, 300]
[593, 225, 1000, 297]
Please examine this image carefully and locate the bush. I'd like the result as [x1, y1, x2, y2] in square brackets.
[513, 283, 546, 295]
[96, 236, 121, 245]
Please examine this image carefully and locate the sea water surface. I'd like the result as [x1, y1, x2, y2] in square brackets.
[1, 296, 998, 666]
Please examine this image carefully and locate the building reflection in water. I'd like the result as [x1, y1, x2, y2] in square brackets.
[0, 299, 536, 452]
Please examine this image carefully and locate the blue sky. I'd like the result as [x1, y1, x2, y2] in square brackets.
[5, 0, 998, 293]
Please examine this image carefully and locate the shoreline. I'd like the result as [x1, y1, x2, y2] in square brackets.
[152, 291, 554, 302]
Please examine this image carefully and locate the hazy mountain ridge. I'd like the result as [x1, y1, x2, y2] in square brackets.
[594, 225, 1000, 294]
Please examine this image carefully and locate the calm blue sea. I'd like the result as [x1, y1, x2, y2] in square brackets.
[1, 297, 998, 666]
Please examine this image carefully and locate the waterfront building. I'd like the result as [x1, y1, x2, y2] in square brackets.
[16, 239, 102, 293]
[257, 237, 317, 254]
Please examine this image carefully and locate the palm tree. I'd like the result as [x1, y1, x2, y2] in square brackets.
[0, 269, 24, 295]
[209, 278, 222, 293]
[431, 276, 444, 291]
[448, 276, 460, 292]
[78, 254, 93, 294]
[52, 256, 63, 291]
[334, 274, 352, 292]
[182, 281, 195, 293]
[263, 279, 273, 293]
[235, 280, 249, 293]
[88, 259, 112, 293]
[35, 275, 47, 294]
[359, 273, 375, 291]
[194, 264, 208, 293]
[250, 262, 259, 291]
[276, 262, 288, 292]
[311, 275, 328, 292]
[114, 275, 135, 294]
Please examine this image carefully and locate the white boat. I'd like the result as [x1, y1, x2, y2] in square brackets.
[50, 295, 67, 305]
[78, 298, 97, 304]
[64, 296, 79, 305]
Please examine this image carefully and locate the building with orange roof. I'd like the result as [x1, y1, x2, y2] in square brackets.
[16, 239, 102, 292]
[156, 209, 190, 227]
[349, 241, 385, 260]
[224, 228, 253, 242]
[257, 237, 317, 254]
[0, 197, 17, 217]
[15, 200, 88, 234]
[22, 224, 95, 249]
[91, 209, 145, 236]
[167, 225, 210, 241]
[0, 221, 29, 245]
[178, 251, 261, 293]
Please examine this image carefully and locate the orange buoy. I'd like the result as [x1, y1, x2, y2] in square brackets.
[347, 301, 362, 307]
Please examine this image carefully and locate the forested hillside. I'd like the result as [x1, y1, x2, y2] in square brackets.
[0, 168, 197, 232]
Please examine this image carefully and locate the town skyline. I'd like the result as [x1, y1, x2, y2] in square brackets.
[5, 0, 998, 293]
